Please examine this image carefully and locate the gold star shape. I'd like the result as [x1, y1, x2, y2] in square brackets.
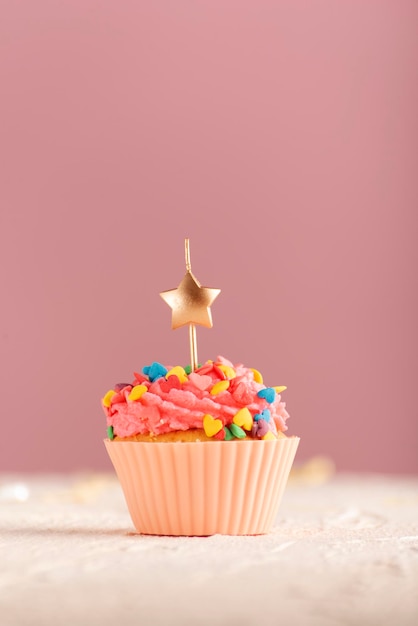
[160, 271, 221, 329]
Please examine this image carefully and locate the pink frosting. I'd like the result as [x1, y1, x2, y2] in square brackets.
[102, 356, 290, 438]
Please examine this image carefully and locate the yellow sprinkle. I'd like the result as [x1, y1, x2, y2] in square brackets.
[102, 390, 116, 408]
[217, 364, 236, 379]
[166, 366, 188, 383]
[262, 431, 277, 441]
[210, 380, 230, 395]
[203, 414, 223, 437]
[233, 407, 253, 431]
[250, 368, 264, 384]
[128, 385, 148, 401]
[273, 386, 287, 394]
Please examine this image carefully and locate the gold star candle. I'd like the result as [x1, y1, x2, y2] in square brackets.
[160, 239, 220, 371]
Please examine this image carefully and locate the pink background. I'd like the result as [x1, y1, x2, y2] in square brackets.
[0, 1, 417, 474]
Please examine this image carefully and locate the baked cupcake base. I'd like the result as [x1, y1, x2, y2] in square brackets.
[114, 428, 288, 443]
[105, 436, 300, 536]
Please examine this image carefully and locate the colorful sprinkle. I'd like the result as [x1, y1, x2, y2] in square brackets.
[262, 408, 271, 422]
[262, 431, 277, 441]
[224, 426, 234, 440]
[229, 423, 246, 439]
[114, 383, 132, 391]
[159, 375, 181, 393]
[254, 409, 271, 423]
[233, 407, 253, 431]
[128, 384, 148, 401]
[214, 427, 226, 440]
[250, 368, 264, 384]
[142, 362, 168, 381]
[210, 380, 230, 395]
[184, 364, 202, 374]
[217, 364, 236, 379]
[213, 364, 227, 380]
[107, 425, 114, 440]
[195, 362, 214, 376]
[273, 386, 287, 394]
[188, 372, 212, 391]
[254, 419, 270, 438]
[166, 366, 188, 383]
[103, 390, 116, 408]
[109, 390, 126, 405]
[203, 414, 223, 437]
[133, 372, 148, 384]
[257, 388, 276, 403]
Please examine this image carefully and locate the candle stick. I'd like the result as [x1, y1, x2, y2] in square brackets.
[160, 238, 220, 371]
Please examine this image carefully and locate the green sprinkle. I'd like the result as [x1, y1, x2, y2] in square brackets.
[107, 425, 114, 440]
[229, 423, 246, 439]
[224, 426, 235, 441]
[184, 364, 202, 374]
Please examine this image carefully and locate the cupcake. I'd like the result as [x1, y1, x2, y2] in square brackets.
[102, 239, 299, 535]
[102, 356, 299, 535]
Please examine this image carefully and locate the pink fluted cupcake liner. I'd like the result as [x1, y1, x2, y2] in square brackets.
[105, 437, 300, 536]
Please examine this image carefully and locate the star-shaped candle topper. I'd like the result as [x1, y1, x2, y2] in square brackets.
[160, 267, 220, 330]
[160, 239, 220, 371]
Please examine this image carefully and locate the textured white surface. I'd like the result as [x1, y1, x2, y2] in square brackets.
[1, 472, 417, 626]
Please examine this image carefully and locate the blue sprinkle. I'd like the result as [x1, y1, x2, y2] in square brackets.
[143, 361, 168, 382]
[257, 388, 276, 403]
[254, 412, 262, 422]
[261, 408, 271, 422]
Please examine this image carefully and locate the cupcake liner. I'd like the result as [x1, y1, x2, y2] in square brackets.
[105, 437, 300, 536]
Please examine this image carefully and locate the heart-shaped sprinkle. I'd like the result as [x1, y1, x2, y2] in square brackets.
[214, 427, 226, 440]
[262, 431, 277, 441]
[142, 362, 168, 382]
[159, 375, 181, 393]
[188, 373, 212, 391]
[134, 372, 148, 383]
[107, 425, 114, 440]
[231, 381, 254, 405]
[195, 361, 214, 375]
[258, 409, 271, 422]
[128, 384, 148, 401]
[273, 386, 287, 394]
[103, 390, 116, 408]
[210, 380, 230, 395]
[217, 364, 236, 379]
[255, 419, 270, 438]
[250, 368, 264, 384]
[228, 377, 240, 392]
[110, 391, 126, 405]
[213, 365, 227, 380]
[224, 426, 234, 440]
[203, 414, 223, 437]
[229, 423, 246, 439]
[165, 366, 188, 383]
[114, 383, 132, 391]
[257, 388, 276, 403]
[233, 407, 253, 431]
